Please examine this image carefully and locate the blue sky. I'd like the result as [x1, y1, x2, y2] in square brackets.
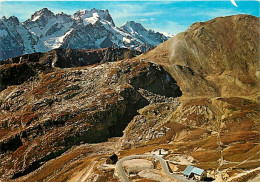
[0, 1, 259, 34]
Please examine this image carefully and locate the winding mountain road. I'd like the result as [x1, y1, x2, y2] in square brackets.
[116, 154, 194, 182]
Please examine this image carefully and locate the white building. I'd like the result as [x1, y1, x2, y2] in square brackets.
[183, 165, 207, 180]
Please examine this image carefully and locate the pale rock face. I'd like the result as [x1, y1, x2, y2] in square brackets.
[0, 8, 170, 60]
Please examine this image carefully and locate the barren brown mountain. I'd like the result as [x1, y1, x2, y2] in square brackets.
[0, 14, 259, 182]
[139, 15, 259, 98]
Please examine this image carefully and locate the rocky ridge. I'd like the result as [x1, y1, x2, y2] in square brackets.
[0, 47, 141, 91]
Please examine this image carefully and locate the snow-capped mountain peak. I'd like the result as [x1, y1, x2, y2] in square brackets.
[30, 8, 55, 22]
[122, 21, 146, 33]
[72, 9, 115, 26]
[0, 8, 171, 60]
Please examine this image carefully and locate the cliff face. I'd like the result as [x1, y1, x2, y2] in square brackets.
[138, 15, 260, 97]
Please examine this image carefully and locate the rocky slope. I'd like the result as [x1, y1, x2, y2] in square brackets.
[0, 48, 181, 179]
[0, 8, 169, 60]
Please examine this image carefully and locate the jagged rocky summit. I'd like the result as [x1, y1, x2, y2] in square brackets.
[0, 8, 170, 60]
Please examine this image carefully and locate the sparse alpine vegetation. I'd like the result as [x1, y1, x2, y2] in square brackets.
[0, 48, 181, 180]
[0, 14, 259, 182]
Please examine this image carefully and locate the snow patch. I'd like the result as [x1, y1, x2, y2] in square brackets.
[31, 15, 41, 22]
[44, 29, 73, 49]
[123, 37, 131, 44]
[84, 13, 99, 25]
[56, 29, 73, 44]
[160, 32, 174, 37]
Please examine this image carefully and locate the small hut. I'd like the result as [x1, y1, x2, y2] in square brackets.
[106, 154, 118, 164]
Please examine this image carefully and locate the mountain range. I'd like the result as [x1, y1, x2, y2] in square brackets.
[0, 8, 170, 60]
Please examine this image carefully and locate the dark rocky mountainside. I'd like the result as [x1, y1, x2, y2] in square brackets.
[0, 14, 259, 182]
